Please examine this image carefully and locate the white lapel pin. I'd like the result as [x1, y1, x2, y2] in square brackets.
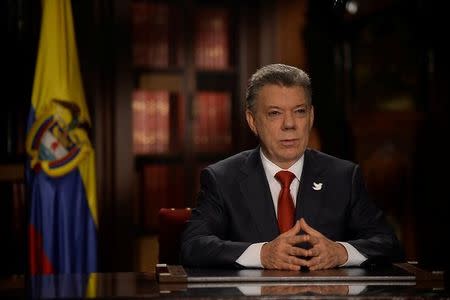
[312, 182, 323, 191]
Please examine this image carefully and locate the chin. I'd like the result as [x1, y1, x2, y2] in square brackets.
[281, 148, 302, 157]
[277, 153, 302, 164]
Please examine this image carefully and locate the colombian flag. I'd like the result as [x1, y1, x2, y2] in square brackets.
[25, 0, 98, 274]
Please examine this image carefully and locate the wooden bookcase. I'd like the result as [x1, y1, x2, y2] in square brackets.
[129, 0, 244, 235]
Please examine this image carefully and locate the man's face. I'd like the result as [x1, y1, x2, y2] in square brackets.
[246, 84, 314, 169]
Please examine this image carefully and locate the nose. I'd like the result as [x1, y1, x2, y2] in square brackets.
[282, 111, 295, 129]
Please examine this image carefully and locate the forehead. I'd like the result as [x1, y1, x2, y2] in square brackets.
[257, 84, 307, 106]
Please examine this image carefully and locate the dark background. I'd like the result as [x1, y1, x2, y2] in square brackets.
[1, 0, 449, 275]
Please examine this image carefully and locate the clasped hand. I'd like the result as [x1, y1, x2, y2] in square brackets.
[260, 218, 348, 271]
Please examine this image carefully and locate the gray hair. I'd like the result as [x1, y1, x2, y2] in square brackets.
[245, 63, 312, 111]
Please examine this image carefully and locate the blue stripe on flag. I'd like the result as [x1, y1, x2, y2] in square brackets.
[29, 169, 97, 273]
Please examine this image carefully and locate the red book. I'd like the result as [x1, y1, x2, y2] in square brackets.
[193, 92, 209, 152]
[147, 2, 169, 67]
[131, 2, 170, 68]
[132, 90, 148, 154]
[154, 91, 170, 153]
[207, 92, 219, 151]
[131, 1, 149, 67]
[174, 94, 186, 149]
[133, 90, 171, 154]
[146, 93, 158, 153]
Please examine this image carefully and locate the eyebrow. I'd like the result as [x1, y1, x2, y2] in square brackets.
[266, 104, 307, 109]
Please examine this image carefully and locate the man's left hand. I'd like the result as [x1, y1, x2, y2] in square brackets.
[299, 218, 348, 270]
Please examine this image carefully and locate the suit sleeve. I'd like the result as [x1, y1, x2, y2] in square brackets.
[346, 165, 405, 264]
[180, 167, 251, 267]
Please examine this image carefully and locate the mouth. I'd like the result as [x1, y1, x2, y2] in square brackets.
[279, 139, 299, 147]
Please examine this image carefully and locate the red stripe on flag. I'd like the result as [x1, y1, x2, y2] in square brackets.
[28, 224, 54, 275]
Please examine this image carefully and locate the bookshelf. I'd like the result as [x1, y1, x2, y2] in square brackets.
[130, 0, 241, 235]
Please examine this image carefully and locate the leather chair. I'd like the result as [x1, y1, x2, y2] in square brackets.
[157, 207, 192, 264]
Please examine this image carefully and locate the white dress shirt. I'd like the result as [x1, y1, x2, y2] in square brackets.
[235, 149, 367, 268]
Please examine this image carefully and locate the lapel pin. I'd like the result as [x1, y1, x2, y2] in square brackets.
[312, 182, 323, 191]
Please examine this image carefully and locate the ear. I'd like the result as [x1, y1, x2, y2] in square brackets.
[245, 109, 258, 136]
[309, 105, 314, 131]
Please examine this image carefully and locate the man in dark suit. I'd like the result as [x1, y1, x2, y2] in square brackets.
[180, 64, 404, 271]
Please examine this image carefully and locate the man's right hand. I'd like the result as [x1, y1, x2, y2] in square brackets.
[260, 220, 311, 270]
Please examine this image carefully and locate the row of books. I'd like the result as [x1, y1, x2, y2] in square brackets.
[132, 90, 172, 154]
[193, 91, 232, 152]
[132, 89, 232, 154]
[131, 1, 183, 67]
[194, 8, 230, 69]
[131, 1, 229, 69]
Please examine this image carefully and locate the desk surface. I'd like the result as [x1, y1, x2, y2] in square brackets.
[156, 263, 417, 283]
[0, 265, 447, 299]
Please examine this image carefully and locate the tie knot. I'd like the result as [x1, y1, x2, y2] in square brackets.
[275, 171, 296, 188]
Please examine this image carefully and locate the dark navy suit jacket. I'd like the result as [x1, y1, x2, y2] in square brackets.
[180, 147, 404, 267]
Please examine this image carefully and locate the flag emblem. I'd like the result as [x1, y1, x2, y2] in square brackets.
[26, 99, 91, 177]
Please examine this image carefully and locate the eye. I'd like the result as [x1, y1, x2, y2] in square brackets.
[268, 110, 281, 117]
[294, 107, 308, 116]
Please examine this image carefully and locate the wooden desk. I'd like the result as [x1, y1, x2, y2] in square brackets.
[0, 264, 446, 299]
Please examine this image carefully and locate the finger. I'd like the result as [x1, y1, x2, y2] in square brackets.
[288, 245, 310, 257]
[307, 246, 320, 257]
[284, 255, 310, 267]
[275, 254, 309, 271]
[307, 235, 321, 245]
[278, 262, 302, 271]
[309, 260, 329, 271]
[299, 218, 322, 237]
[307, 254, 334, 271]
[287, 234, 310, 245]
[281, 220, 302, 237]
[306, 256, 323, 270]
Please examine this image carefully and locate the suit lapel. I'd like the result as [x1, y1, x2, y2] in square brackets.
[239, 148, 279, 240]
[295, 150, 326, 226]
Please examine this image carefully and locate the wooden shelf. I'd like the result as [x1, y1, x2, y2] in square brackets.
[196, 70, 237, 90]
[0, 163, 24, 182]
[134, 67, 184, 74]
[134, 153, 184, 167]
[138, 73, 185, 92]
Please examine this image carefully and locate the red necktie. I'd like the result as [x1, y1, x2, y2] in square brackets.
[275, 170, 296, 233]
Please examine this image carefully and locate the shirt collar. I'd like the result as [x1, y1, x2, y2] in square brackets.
[259, 148, 304, 181]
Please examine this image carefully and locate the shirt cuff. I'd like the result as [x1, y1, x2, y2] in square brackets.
[337, 242, 367, 267]
[235, 242, 266, 268]
[348, 285, 367, 295]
